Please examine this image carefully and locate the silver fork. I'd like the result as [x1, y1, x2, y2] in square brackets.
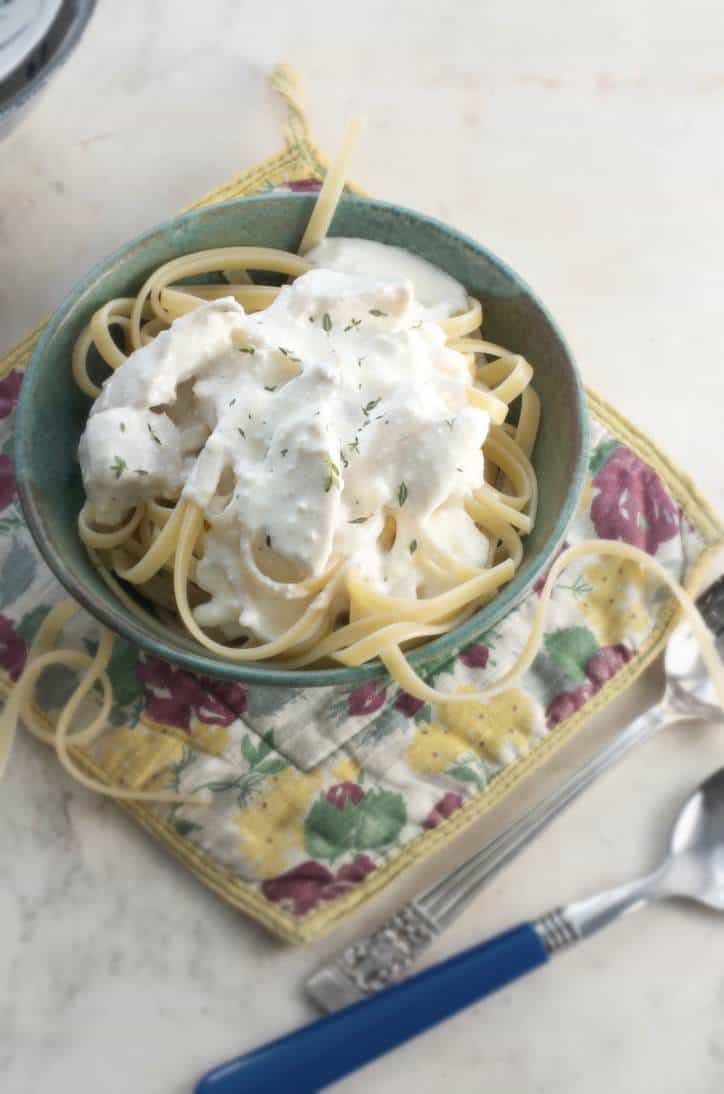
[307, 575, 724, 1013]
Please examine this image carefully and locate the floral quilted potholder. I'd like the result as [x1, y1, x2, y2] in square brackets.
[0, 98, 721, 942]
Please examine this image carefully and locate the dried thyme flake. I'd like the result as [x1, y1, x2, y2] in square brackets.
[110, 455, 127, 479]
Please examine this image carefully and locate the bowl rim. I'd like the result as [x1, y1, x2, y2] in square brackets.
[0, 0, 97, 127]
[15, 192, 590, 688]
[0, 0, 65, 85]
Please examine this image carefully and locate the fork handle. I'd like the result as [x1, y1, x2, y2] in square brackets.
[195, 923, 549, 1094]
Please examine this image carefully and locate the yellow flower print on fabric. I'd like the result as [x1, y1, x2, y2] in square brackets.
[93, 725, 184, 789]
[406, 687, 539, 776]
[140, 715, 230, 758]
[332, 755, 361, 783]
[236, 768, 324, 878]
[579, 557, 651, 645]
[406, 720, 471, 775]
[188, 720, 230, 755]
[438, 687, 539, 761]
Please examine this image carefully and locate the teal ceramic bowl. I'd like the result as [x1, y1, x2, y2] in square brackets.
[15, 194, 589, 687]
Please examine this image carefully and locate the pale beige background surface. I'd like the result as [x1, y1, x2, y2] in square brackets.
[1, 2, 723, 1091]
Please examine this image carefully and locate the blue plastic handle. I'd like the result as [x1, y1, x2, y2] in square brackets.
[195, 922, 548, 1093]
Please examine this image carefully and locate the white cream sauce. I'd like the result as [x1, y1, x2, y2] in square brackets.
[79, 239, 490, 643]
[306, 237, 469, 321]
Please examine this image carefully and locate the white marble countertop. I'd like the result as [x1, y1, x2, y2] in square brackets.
[2, 2, 724, 1091]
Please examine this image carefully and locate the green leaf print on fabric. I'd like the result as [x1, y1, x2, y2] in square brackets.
[305, 797, 360, 860]
[305, 787, 406, 861]
[83, 637, 144, 709]
[16, 604, 52, 645]
[446, 751, 491, 790]
[194, 731, 289, 805]
[241, 729, 287, 776]
[105, 640, 144, 707]
[589, 438, 620, 475]
[353, 790, 406, 849]
[544, 625, 599, 687]
[241, 728, 272, 767]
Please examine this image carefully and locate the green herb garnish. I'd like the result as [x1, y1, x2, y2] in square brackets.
[240, 346, 255, 355]
[344, 318, 362, 332]
[147, 422, 161, 445]
[398, 481, 408, 507]
[369, 308, 387, 317]
[323, 453, 341, 493]
[322, 312, 332, 333]
[110, 456, 127, 479]
[363, 398, 381, 416]
[409, 539, 418, 554]
[349, 515, 370, 524]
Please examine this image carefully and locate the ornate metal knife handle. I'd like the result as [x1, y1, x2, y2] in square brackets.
[307, 903, 440, 1011]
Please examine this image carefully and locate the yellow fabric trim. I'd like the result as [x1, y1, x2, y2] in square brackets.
[270, 64, 313, 149]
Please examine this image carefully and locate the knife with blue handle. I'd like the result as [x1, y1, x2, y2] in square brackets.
[195, 864, 649, 1094]
[195, 920, 556, 1093]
